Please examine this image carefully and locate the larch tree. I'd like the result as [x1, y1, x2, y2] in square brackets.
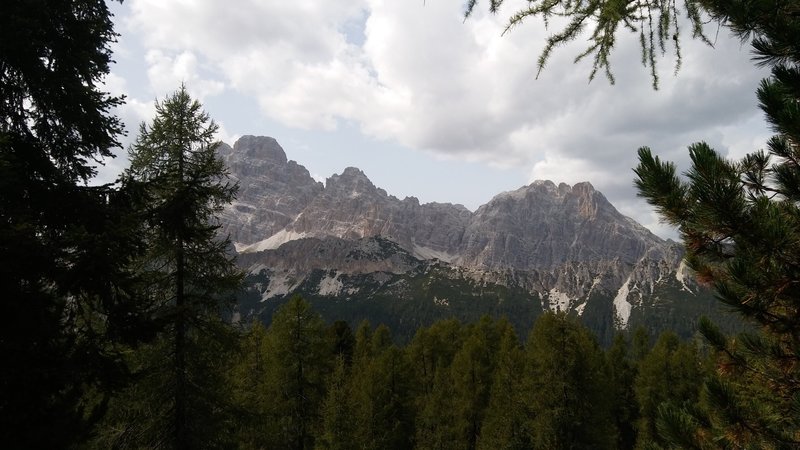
[464, 0, 710, 88]
[477, 319, 529, 450]
[524, 312, 615, 450]
[606, 333, 639, 450]
[632, 331, 704, 449]
[350, 324, 415, 450]
[317, 354, 358, 450]
[236, 296, 331, 450]
[121, 85, 241, 449]
[449, 317, 500, 450]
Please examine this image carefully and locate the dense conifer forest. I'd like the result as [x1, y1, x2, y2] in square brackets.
[89, 296, 712, 450]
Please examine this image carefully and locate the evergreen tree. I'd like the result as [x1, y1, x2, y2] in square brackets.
[632, 1, 800, 446]
[229, 321, 271, 448]
[353, 319, 374, 362]
[633, 332, 703, 449]
[524, 312, 615, 450]
[408, 318, 465, 448]
[414, 366, 459, 450]
[470, 0, 800, 445]
[328, 319, 355, 364]
[606, 333, 639, 450]
[450, 317, 500, 450]
[117, 85, 241, 449]
[0, 1, 149, 446]
[408, 318, 465, 398]
[464, 0, 710, 88]
[317, 355, 357, 450]
[350, 325, 414, 450]
[237, 296, 331, 450]
[477, 319, 530, 450]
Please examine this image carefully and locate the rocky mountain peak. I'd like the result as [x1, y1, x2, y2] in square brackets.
[233, 135, 287, 164]
[325, 166, 388, 199]
[218, 136, 323, 247]
[219, 136, 701, 332]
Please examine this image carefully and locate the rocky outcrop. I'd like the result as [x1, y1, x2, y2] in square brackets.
[220, 135, 695, 329]
[456, 180, 665, 270]
[217, 136, 323, 248]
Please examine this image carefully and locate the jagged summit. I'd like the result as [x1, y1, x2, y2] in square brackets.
[232, 135, 288, 163]
[217, 136, 733, 343]
[220, 136, 666, 268]
[220, 136, 692, 330]
[325, 166, 386, 198]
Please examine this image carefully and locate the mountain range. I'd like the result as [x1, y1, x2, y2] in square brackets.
[218, 135, 735, 342]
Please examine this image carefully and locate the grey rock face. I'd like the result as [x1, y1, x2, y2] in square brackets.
[217, 136, 323, 247]
[220, 136, 693, 328]
[457, 180, 663, 270]
[220, 138, 472, 258]
[283, 169, 472, 260]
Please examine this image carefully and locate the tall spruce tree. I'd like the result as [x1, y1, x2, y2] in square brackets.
[0, 1, 150, 446]
[120, 85, 241, 449]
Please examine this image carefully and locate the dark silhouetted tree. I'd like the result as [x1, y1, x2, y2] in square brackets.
[108, 85, 241, 449]
[0, 1, 150, 446]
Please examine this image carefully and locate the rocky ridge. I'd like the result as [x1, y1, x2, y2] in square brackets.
[221, 136, 704, 333]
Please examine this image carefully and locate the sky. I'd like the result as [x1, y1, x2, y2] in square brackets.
[100, 0, 773, 240]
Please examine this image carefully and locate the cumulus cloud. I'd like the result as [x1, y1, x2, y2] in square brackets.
[112, 0, 773, 238]
[144, 50, 225, 101]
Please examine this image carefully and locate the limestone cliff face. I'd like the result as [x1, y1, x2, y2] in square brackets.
[283, 167, 472, 261]
[217, 136, 323, 248]
[220, 136, 696, 328]
[224, 138, 471, 260]
[456, 180, 664, 270]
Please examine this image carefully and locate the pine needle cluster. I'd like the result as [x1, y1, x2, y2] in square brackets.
[465, 0, 711, 88]
[634, 0, 800, 446]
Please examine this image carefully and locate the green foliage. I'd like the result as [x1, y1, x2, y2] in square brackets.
[477, 320, 530, 450]
[0, 1, 151, 445]
[235, 296, 332, 449]
[627, 0, 800, 446]
[317, 355, 357, 450]
[634, 2, 800, 444]
[100, 86, 242, 449]
[450, 318, 500, 449]
[350, 338, 415, 450]
[465, 0, 711, 88]
[88, 319, 239, 449]
[633, 332, 704, 448]
[224, 300, 722, 448]
[524, 312, 616, 449]
[607, 333, 639, 450]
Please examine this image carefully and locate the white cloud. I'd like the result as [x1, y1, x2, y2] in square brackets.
[144, 50, 225, 100]
[113, 0, 774, 238]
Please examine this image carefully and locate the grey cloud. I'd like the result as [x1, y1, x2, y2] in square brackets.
[116, 0, 773, 239]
